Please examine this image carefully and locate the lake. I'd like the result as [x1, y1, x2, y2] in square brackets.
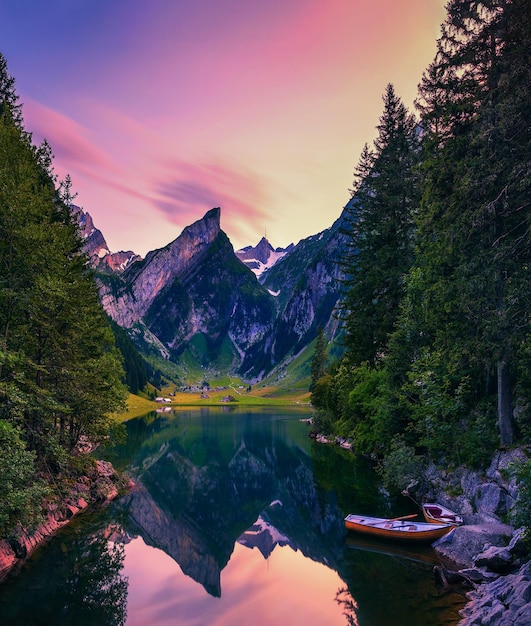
[0, 407, 466, 625]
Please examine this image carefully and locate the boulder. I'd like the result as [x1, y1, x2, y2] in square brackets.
[486, 448, 528, 482]
[474, 546, 513, 573]
[96, 459, 115, 478]
[434, 523, 513, 568]
[459, 567, 500, 583]
[459, 561, 531, 626]
[474, 482, 508, 521]
[509, 527, 530, 559]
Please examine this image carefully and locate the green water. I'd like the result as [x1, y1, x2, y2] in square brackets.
[0, 407, 466, 625]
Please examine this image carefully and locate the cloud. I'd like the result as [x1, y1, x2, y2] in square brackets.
[23, 98, 121, 177]
[153, 158, 272, 246]
[22, 98, 159, 208]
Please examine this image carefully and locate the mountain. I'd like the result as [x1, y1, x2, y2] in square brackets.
[93, 208, 276, 378]
[254, 211, 349, 375]
[72, 205, 141, 273]
[78, 204, 348, 383]
[235, 237, 292, 277]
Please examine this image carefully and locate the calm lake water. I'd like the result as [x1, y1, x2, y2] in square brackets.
[0, 407, 466, 625]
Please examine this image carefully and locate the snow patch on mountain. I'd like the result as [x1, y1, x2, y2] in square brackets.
[236, 237, 292, 277]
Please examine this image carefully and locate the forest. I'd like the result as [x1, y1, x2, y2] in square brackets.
[310, 0, 530, 525]
[0, 54, 128, 539]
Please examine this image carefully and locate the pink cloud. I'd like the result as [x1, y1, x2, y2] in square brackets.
[153, 159, 271, 247]
[22, 98, 159, 208]
[23, 99, 121, 176]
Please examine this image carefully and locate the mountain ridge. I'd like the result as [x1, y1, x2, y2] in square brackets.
[72, 204, 141, 273]
[76, 205, 347, 383]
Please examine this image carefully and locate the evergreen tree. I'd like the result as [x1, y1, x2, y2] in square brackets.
[0, 52, 127, 481]
[310, 327, 328, 391]
[109, 318, 149, 394]
[393, 0, 531, 450]
[0, 53, 23, 127]
[342, 84, 419, 366]
[0, 421, 49, 537]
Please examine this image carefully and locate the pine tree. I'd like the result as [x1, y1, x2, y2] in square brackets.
[0, 53, 23, 127]
[310, 327, 328, 391]
[399, 0, 531, 448]
[0, 52, 127, 471]
[342, 84, 419, 366]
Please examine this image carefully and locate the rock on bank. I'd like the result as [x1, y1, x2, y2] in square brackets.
[0, 460, 125, 580]
[407, 448, 530, 624]
[458, 560, 531, 625]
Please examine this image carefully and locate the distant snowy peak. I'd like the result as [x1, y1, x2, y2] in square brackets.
[236, 236, 293, 277]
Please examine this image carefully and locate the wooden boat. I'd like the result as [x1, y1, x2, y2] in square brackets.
[344, 513, 455, 542]
[422, 503, 463, 525]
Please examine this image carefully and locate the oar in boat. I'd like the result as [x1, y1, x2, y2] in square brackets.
[366, 514, 418, 526]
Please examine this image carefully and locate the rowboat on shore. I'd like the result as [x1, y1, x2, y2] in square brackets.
[344, 513, 455, 542]
[422, 503, 463, 525]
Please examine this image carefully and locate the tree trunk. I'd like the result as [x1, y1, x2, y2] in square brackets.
[497, 358, 513, 446]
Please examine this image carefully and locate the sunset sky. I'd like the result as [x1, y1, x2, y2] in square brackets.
[1, 0, 446, 256]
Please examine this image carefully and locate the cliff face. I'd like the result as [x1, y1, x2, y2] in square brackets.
[96, 208, 276, 376]
[124, 208, 223, 319]
[98, 208, 226, 328]
[72, 205, 140, 274]
[259, 213, 348, 367]
[143, 229, 275, 370]
[82, 203, 348, 381]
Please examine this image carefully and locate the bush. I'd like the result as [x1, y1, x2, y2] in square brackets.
[377, 436, 425, 493]
[509, 458, 531, 537]
[0, 420, 49, 538]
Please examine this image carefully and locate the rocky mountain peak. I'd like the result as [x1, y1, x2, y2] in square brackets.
[236, 236, 291, 277]
[246, 237, 274, 264]
[81, 201, 346, 382]
[71, 204, 141, 273]
[102, 208, 224, 327]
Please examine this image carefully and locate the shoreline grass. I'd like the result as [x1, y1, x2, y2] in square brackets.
[112, 388, 312, 422]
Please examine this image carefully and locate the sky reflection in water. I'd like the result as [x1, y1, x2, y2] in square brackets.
[123, 535, 351, 626]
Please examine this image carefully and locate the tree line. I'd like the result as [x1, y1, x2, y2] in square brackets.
[311, 0, 530, 472]
[0, 54, 128, 538]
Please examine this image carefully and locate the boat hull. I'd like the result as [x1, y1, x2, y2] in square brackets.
[422, 504, 463, 525]
[344, 514, 455, 542]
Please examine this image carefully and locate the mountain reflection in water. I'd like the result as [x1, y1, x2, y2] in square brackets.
[110, 407, 349, 601]
[0, 407, 466, 625]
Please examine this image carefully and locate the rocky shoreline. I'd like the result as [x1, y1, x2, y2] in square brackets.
[409, 448, 531, 625]
[0, 460, 126, 581]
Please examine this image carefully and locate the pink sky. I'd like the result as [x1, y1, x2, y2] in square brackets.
[1, 0, 446, 256]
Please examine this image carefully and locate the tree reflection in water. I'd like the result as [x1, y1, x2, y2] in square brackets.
[62, 534, 128, 625]
[0, 513, 128, 626]
[335, 586, 360, 626]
